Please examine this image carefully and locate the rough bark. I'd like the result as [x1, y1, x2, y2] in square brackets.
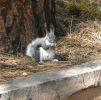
[0, 0, 56, 54]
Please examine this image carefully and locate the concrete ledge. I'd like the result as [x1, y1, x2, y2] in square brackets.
[0, 61, 101, 100]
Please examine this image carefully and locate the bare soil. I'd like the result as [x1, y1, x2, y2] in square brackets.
[1, 19, 101, 82]
[67, 86, 101, 100]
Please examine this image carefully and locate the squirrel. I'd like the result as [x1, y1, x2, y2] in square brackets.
[26, 23, 58, 64]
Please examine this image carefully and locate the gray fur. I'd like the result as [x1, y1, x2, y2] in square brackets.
[26, 24, 58, 64]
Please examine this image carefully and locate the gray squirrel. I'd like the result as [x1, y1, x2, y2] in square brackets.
[26, 24, 58, 64]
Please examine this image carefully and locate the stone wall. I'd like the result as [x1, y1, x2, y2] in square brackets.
[0, 61, 101, 100]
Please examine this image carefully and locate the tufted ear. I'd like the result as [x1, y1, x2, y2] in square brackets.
[45, 22, 54, 35]
[50, 23, 54, 34]
[44, 22, 48, 34]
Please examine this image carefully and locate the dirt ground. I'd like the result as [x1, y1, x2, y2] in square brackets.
[67, 86, 101, 100]
[1, 19, 101, 82]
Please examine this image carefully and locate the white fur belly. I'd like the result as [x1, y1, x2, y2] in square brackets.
[39, 47, 55, 61]
[45, 49, 55, 60]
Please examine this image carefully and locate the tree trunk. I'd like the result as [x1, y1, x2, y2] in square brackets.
[0, 0, 56, 54]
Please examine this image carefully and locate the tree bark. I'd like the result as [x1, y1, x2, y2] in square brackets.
[0, 0, 56, 54]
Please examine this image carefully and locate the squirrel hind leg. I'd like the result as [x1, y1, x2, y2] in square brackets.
[39, 61, 44, 64]
[35, 46, 45, 64]
[51, 59, 58, 63]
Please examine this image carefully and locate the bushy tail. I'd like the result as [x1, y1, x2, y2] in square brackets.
[26, 40, 36, 58]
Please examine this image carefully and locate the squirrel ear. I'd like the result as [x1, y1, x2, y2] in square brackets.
[50, 24, 54, 30]
[45, 22, 48, 35]
[44, 22, 47, 29]
[45, 22, 54, 35]
[50, 24, 54, 34]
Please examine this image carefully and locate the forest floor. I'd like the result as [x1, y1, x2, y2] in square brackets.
[0, 0, 101, 82]
[1, 1, 101, 82]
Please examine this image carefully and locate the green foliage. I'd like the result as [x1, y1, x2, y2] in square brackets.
[66, 1, 72, 9]
[65, 0, 101, 19]
[56, 0, 101, 36]
[59, 0, 101, 19]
